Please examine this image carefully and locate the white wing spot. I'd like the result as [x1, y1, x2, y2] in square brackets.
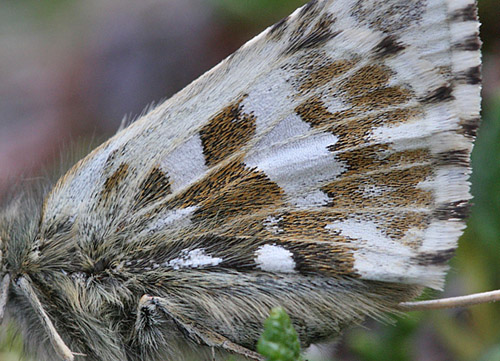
[167, 248, 223, 270]
[245, 129, 345, 208]
[325, 219, 446, 288]
[160, 134, 208, 192]
[255, 244, 296, 273]
[326, 219, 413, 281]
[263, 216, 284, 235]
[149, 206, 198, 232]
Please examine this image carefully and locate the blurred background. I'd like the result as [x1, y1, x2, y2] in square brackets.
[0, 0, 498, 360]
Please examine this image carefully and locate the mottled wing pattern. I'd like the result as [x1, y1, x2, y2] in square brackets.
[41, 0, 480, 290]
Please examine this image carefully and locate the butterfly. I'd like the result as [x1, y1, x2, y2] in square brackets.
[0, 0, 481, 360]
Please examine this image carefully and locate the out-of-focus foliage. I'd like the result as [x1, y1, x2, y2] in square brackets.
[0, 324, 30, 361]
[211, 0, 305, 25]
[257, 307, 302, 361]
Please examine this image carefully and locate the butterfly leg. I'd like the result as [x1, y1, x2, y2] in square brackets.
[136, 294, 264, 361]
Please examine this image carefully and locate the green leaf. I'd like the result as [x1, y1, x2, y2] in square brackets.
[257, 307, 302, 361]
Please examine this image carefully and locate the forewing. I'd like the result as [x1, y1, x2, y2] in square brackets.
[41, 0, 480, 290]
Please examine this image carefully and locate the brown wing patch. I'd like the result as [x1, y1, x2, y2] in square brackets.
[385, 212, 430, 247]
[296, 97, 420, 151]
[215, 210, 350, 242]
[295, 97, 354, 129]
[322, 165, 434, 208]
[280, 239, 357, 277]
[270, 210, 429, 247]
[133, 167, 171, 210]
[200, 96, 256, 167]
[100, 163, 129, 201]
[340, 64, 412, 110]
[343, 65, 392, 91]
[336, 145, 431, 177]
[351, 86, 412, 110]
[328, 108, 421, 151]
[167, 159, 284, 225]
[299, 59, 357, 92]
[268, 211, 344, 242]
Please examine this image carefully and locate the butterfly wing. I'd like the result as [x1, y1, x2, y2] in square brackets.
[40, 0, 480, 291]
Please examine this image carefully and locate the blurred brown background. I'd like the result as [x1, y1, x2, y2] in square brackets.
[0, 0, 499, 360]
